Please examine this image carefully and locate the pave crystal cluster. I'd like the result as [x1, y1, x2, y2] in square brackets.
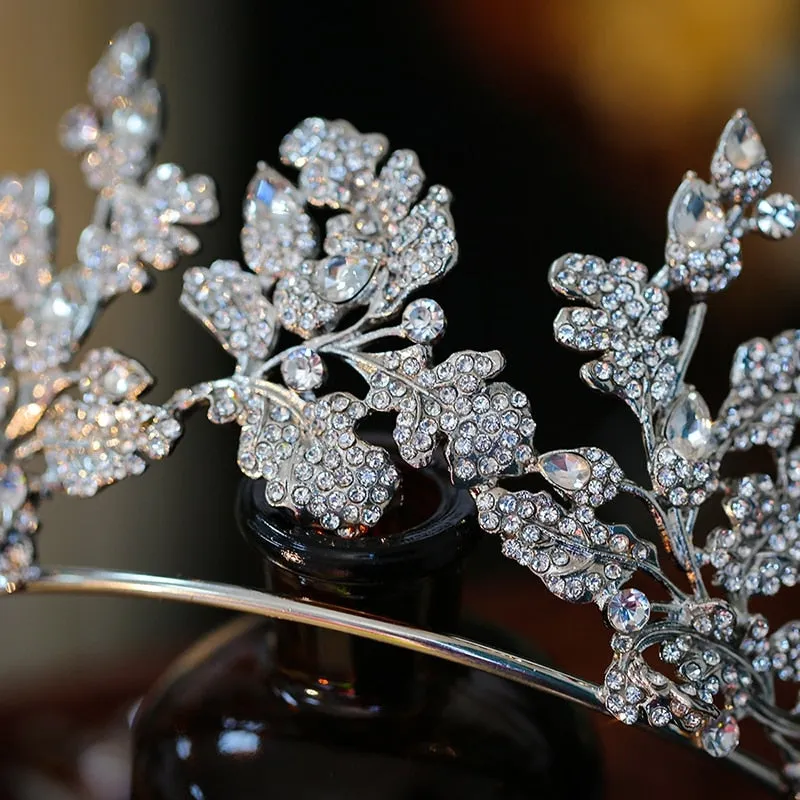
[170, 118, 532, 536]
[474, 110, 800, 779]
[0, 24, 216, 590]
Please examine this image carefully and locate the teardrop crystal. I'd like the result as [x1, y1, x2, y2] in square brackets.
[315, 255, 375, 303]
[0, 464, 27, 513]
[243, 165, 301, 223]
[668, 178, 726, 250]
[665, 390, 714, 461]
[723, 114, 766, 170]
[539, 451, 591, 491]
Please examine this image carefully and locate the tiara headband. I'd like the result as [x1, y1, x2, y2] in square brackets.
[5, 24, 800, 796]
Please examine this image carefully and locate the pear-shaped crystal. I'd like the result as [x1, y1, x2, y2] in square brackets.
[540, 451, 591, 491]
[668, 178, 726, 250]
[315, 255, 374, 303]
[0, 464, 27, 513]
[701, 713, 740, 758]
[665, 390, 714, 461]
[723, 114, 766, 170]
[243, 165, 301, 223]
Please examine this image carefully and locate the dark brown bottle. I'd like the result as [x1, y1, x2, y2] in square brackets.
[130, 462, 602, 799]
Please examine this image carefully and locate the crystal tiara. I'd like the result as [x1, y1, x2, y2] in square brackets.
[5, 23, 800, 796]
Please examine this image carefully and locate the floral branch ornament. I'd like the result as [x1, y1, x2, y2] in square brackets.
[170, 117, 534, 535]
[475, 109, 800, 779]
[0, 24, 217, 590]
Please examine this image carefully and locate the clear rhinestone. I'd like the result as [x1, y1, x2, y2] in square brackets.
[723, 115, 766, 170]
[103, 364, 137, 398]
[315, 255, 375, 303]
[282, 348, 326, 391]
[756, 193, 799, 239]
[665, 390, 713, 461]
[244, 165, 301, 222]
[59, 105, 100, 151]
[0, 464, 27, 512]
[668, 178, 726, 250]
[648, 705, 672, 727]
[402, 299, 446, 343]
[539, 451, 591, 491]
[607, 588, 651, 633]
[701, 713, 740, 758]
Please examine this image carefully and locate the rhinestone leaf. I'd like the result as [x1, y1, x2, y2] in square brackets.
[339, 346, 534, 484]
[711, 110, 772, 203]
[35, 397, 181, 497]
[181, 261, 278, 364]
[667, 177, 726, 250]
[78, 348, 153, 402]
[236, 388, 399, 533]
[665, 390, 714, 461]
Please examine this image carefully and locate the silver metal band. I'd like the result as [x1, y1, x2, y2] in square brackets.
[16, 566, 786, 795]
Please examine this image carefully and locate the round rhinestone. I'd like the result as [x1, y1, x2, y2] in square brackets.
[607, 588, 651, 633]
[281, 347, 325, 391]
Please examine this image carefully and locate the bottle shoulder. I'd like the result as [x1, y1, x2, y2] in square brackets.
[131, 619, 602, 800]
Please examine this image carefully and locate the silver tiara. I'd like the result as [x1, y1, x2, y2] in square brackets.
[5, 23, 800, 796]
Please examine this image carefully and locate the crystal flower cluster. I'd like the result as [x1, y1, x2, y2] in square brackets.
[171, 117, 533, 535]
[476, 110, 800, 773]
[0, 24, 217, 590]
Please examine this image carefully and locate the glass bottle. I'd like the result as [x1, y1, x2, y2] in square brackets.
[130, 461, 602, 799]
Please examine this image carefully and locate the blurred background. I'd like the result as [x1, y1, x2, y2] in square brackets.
[2, 1, 800, 797]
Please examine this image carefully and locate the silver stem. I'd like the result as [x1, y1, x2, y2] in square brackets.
[676, 302, 708, 385]
[12, 566, 787, 795]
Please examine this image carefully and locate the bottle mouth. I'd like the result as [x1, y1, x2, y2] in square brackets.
[236, 449, 478, 584]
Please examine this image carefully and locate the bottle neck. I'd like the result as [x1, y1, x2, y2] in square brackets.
[237, 459, 478, 712]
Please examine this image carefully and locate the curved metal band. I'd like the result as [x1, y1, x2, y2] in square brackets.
[16, 566, 786, 795]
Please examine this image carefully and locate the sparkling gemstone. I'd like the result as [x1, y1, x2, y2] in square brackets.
[701, 713, 740, 757]
[402, 298, 446, 343]
[281, 347, 325, 391]
[103, 364, 137, 398]
[539, 451, 591, 490]
[665, 390, 714, 461]
[756, 193, 799, 239]
[668, 178, 726, 250]
[0, 464, 27, 512]
[59, 105, 100, 151]
[607, 588, 651, 633]
[315, 255, 374, 303]
[243, 165, 300, 222]
[723, 115, 766, 170]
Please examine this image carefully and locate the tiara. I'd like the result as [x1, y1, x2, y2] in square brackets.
[6, 24, 800, 797]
